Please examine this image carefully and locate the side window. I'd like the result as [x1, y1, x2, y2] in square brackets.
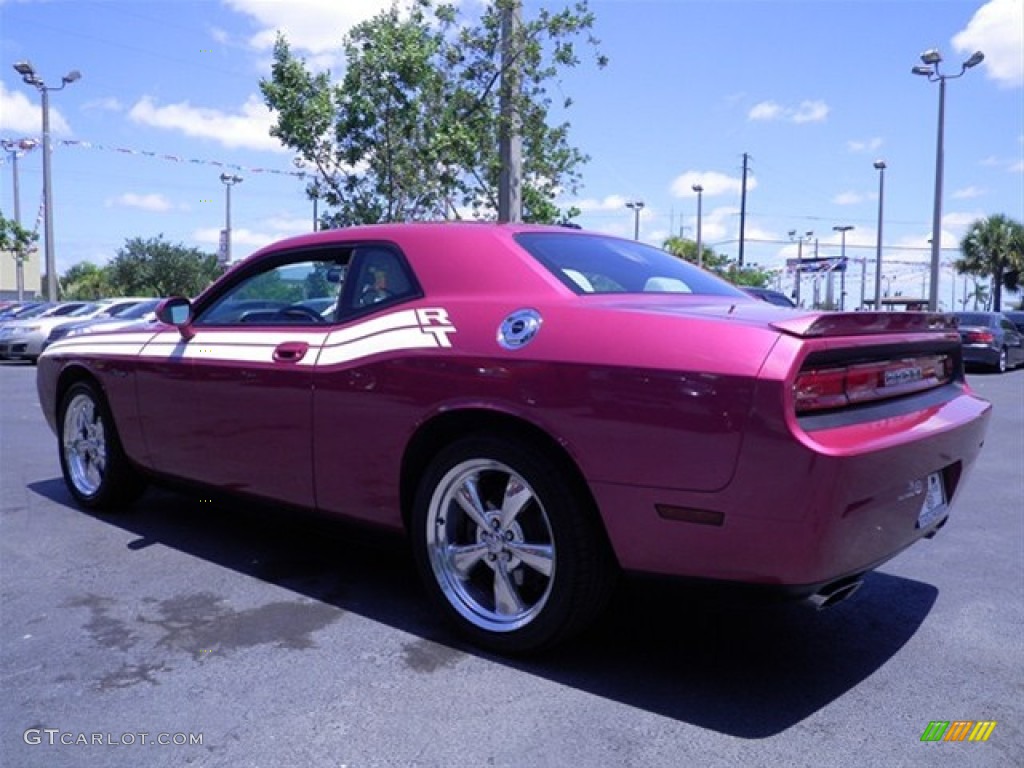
[340, 246, 419, 314]
[197, 255, 348, 326]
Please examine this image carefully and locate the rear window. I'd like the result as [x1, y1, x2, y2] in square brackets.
[955, 313, 993, 327]
[515, 232, 748, 297]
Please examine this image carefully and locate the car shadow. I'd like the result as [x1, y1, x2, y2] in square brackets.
[29, 479, 937, 739]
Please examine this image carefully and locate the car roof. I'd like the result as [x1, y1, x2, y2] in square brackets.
[207, 223, 600, 305]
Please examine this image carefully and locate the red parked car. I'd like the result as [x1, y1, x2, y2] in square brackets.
[37, 223, 991, 652]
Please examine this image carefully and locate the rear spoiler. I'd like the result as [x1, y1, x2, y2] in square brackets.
[771, 312, 958, 339]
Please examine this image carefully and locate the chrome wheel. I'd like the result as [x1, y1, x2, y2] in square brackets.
[62, 392, 107, 498]
[426, 459, 556, 634]
[58, 381, 145, 510]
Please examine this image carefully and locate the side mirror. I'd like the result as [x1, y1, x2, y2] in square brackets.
[155, 297, 195, 339]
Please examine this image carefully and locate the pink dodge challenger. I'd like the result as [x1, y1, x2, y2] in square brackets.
[37, 223, 991, 652]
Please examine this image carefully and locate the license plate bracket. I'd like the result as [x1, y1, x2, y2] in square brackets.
[916, 471, 947, 529]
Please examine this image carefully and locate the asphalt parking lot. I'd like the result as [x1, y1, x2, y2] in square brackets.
[1, 361, 1021, 768]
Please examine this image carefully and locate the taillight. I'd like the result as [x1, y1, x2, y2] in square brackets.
[965, 330, 994, 344]
[794, 354, 953, 413]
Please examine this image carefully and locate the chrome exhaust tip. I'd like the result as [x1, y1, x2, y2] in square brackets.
[808, 579, 864, 611]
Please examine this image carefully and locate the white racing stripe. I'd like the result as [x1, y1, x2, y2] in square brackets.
[42, 308, 457, 367]
[317, 326, 444, 366]
[43, 332, 159, 358]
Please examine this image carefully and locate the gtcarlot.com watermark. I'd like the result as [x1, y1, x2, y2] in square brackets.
[24, 729, 203, 747]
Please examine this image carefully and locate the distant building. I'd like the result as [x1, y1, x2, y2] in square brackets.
[0, 248, 41, 301]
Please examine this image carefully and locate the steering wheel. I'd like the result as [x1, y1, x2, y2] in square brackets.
[358, 287, 395, 307]
[274, 305, 327, 323]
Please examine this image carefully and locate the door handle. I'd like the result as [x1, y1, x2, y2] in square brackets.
[273, 341, 309, 363]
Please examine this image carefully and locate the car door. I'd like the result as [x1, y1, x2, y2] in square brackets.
[311, 245, 437, 524]
[1001, 317, 1024, 367]
[140, 249, 347, 507]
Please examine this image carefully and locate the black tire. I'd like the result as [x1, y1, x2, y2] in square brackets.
[58, 381, 146, 510]
[411, 435, 616, 654]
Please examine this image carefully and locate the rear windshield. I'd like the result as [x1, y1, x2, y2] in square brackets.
[955, 313, 992, 327]
[515, 232, 748, 297]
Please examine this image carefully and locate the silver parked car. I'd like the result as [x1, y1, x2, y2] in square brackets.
[0, 299, 150, 363]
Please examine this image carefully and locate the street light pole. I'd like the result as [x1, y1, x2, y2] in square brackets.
[219, 173, 243, 266]
[789, 230, 813, 307]
[692, 184, 704, 267]
[873, 160, 886, 312]
[833, 225, 854, 311]
[13, 61, 81, 302]
[626, 200, 644, 241]
[1, 138, 38, 301]
[913, 48, 984, 311]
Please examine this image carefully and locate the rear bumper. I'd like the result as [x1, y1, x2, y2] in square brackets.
[962, 344, 999, 367]
[593, 385, 991, 587]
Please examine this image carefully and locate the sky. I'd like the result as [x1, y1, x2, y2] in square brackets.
[0, 0, 1022, 308]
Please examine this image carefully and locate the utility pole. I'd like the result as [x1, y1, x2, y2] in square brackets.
[497, 0, 523, 223]
[738, 152, 749, 266]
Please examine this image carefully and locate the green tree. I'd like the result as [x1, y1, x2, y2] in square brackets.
[106, 235, 221, 297]
[61, 262, 113, 300]
[955, 214, 1024, 312]
[720, 262, 775, 288]
[967, 278, 990, 311]
[260, 0, 604, 226]
[662, 235, 773, 288]
[663, 235, 728, 271]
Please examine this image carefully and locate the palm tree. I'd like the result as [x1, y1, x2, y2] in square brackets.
[955, 214, 1024, 312]
[969, 279, 990, 311]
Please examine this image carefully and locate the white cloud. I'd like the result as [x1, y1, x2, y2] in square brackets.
[0, 81, 71, 134]
[832, 191, 864, 206]
[193, 215, 310, 251]
[792, 100, 829, 123]
[748, 99, 828, 124]
[225, 0, 394, 55]
[953, 0, 1023, 88]
[669, 171, 755, 198]
[943, 210, 984, 236]
[748, 101, 784, 121]
[894, 211, 986, 253]
[572, 194, 631, 212]
[106, 193, 174, 212]
[847, 137, 883, 154]
[700, 206, 740, 243]
[82, 97, 124, 113]
[128, 94, 287, 153]
[952, 186, 985, 199]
